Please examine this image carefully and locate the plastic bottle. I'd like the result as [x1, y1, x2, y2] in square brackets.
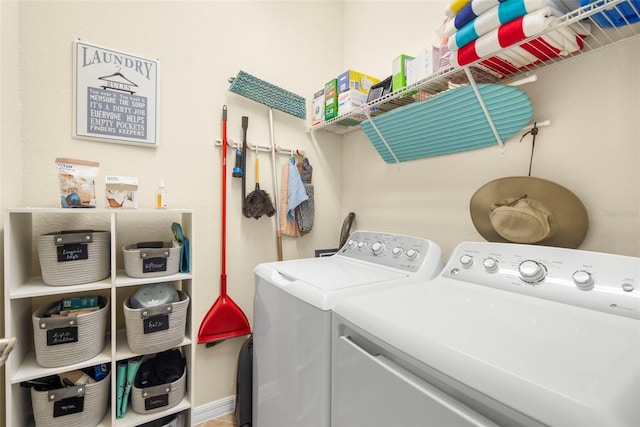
[156, 179, 167, 209]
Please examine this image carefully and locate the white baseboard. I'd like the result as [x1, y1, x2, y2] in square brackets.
[193, 395, 236, 425]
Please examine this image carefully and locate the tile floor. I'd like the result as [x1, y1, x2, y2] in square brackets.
[196, 413, 238, 427]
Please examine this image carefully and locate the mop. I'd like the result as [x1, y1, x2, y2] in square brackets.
[229, 70, 306, 260]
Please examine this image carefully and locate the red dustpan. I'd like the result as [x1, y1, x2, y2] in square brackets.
[198, 106, 252, 345]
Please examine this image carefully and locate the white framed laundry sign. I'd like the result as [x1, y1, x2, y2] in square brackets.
[73, 40, 159, 147]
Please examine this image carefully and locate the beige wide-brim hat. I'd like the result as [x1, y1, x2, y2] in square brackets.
[470, 176, 589, 248]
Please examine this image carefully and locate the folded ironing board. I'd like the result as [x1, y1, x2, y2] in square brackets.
[360, 84, 533, 163]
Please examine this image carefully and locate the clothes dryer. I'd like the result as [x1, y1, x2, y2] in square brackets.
[332, 241, 640, 426]
[253, 231, 444, 427]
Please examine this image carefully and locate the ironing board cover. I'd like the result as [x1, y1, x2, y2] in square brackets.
[360, 83, 533, 163]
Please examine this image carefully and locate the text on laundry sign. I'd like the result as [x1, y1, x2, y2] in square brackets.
[86, 87, 147, 139]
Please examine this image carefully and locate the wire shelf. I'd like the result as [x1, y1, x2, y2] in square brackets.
[310, 0, 639, 135]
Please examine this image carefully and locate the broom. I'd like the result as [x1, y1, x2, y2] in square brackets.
[229, 70, 306, 260]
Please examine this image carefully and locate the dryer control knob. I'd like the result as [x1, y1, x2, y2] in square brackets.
[371, 242, 385, 255]
[460, 255, 474, 268]
[483, 258, 499, 272]
[572, 270, 594, 290]
[406, 249, 419, 261]
[358, 241, 367, 250]
[519, 260, 546, 283]
[392, 247, 404, 257]
[347, 239, 357, 249]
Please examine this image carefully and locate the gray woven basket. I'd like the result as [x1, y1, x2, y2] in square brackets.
[123, 291, 189, 355]
[36, 230, 110, 286]
[32, 297, 109, 368]
[131, 368, 186, 415]
[122, 242, 180, 278]
[31, 370, 110, 427]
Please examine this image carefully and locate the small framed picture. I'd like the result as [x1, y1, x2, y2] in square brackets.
[73, 40, 159, 147]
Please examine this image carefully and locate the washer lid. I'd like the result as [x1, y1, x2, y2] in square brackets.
[276, 256, 406, 289]
[255, 256, 408, 310]
[333, 279, 640, 426]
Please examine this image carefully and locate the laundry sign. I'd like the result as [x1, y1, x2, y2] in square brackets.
[73, 40, 159, 147]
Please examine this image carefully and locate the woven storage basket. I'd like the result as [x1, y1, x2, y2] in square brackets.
[122, 242, 180, 278]
[36, 230, 110, 286]
[131, 367, 186, 415]
[32, 297, 109, 368]
[31, 370, 110, 427]
[123, 291, 189, 355]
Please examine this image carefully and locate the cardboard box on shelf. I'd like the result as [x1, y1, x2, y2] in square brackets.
[312, 89, 324, 126]
[338, 90, 368, 116]
[105, 175, 138, 208]
[324, 79, 339, 121]
[337, 70, 380, 94]
[407, 47, 440, 86]
[392, 54, 415, 92]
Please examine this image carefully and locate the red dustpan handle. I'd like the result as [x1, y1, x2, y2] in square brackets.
[198, 105, 251, 345]
[221, 105, 227, 282]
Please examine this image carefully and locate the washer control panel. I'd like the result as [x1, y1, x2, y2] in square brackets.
[442, 242, 640, 319]
[339, 231, 443, 275]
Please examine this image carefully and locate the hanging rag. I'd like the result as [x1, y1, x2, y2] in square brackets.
[280, 162, 300, 237]
[296, 158, 314, 233]
[286, 157, 308, 223]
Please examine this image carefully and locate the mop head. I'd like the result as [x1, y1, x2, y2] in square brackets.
[243, 184, 276, 219]
[229, 70, 306, 120]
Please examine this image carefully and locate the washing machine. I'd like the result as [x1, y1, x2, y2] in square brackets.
[332, 241, 640, 426]
[252, 231, 444, 427]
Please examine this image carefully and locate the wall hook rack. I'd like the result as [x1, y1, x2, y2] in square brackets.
[214, 138, 304, 157]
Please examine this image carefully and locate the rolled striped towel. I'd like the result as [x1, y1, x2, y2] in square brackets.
[473, 21, 590, 76]
[444, 0, 508, 35]
[450, 7, 588, 67]
[445, 0, 473, 18]
[448, 0, 580, 50]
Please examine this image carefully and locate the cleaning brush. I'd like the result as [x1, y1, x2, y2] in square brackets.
[228, 71, 306, 119]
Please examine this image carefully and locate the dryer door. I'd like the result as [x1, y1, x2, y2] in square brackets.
[333, 336, 497, 427]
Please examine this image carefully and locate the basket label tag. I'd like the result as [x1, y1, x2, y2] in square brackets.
[57, 243, 89, 262]
[143, 314, 169, 334]
[53, 396, 85, 417]
[143, 257, 167, 274]
[145, 393, 169, 410]
[47, 327, 79, 346]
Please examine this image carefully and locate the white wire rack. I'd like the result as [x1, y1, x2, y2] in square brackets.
[214, 138, 304, 156]
[310, 0, 639, 135]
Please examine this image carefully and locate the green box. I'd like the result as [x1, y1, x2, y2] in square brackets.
[324, 79, 339, 120]
[392, 54, 415, 93]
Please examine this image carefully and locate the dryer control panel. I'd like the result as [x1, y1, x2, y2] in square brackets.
[337, 231, 443, 277]
[442, 241, 640, 319]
